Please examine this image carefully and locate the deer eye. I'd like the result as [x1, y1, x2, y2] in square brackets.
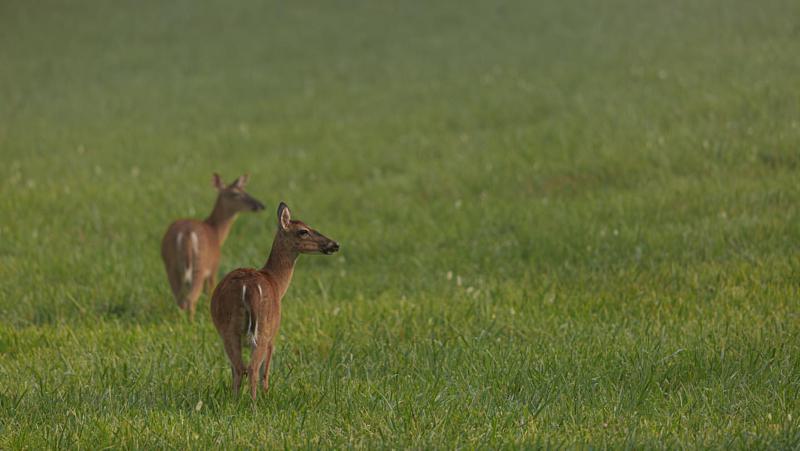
[297, 229, 310, 237]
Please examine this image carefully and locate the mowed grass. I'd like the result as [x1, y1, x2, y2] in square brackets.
[1, 0, 799, 447]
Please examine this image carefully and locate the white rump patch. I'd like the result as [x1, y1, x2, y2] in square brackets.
[190, 231, 199, 254]
[253, 285, 262, 344]
[242, 285, 257, 348]
[176, 231, 192, 284]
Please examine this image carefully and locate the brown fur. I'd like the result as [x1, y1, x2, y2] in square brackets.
[161, 173, 264, 321]
[210, 202, 339, 400]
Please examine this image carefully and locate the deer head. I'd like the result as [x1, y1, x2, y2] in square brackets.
[213, 173, 265, 214]
[276, 202, 339, 255]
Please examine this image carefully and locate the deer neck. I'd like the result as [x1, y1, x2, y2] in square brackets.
[262, 233, 298, 300]
[204, 198, 238, 245]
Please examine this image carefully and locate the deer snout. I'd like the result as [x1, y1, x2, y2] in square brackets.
[323, 241, 340, 255]
[251, 200, 265, 212]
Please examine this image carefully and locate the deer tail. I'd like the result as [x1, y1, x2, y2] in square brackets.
[241, 283, 260, 348]
[175, 231, 199, 288]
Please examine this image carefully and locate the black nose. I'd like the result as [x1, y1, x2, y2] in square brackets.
[327, 241, 340, 253]
[252, 201, 265, 211]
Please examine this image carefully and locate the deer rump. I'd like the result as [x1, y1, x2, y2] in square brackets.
[230, 272, 279, 349]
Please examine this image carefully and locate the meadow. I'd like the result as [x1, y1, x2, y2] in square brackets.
[1, 0, 799, 447]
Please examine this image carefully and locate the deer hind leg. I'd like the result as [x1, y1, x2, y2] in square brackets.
[183, 275, 205, 322]
[166, 267, 185, 308]
[248, 341, 270, 401]
[204, 272, 217, 295]
[221, 330, 245, 396]
[261, 342, 275, 391]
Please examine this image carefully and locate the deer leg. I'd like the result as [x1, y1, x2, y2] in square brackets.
[184, 276, 205, 322]
[221, 331, 245, 396]
[166, 268, 184, 308]
[248, 341, 270, 401]
[261, 342, 275, 391]
[204, 273, 217, 295]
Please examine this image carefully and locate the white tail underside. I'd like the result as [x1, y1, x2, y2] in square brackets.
[176, 231, 197, 285]
[242, 285, 257, 348]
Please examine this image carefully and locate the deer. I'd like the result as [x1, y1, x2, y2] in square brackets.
[211, 202, 339, 400]
[161, 173, 265, 321]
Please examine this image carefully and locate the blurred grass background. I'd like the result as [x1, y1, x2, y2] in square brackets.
[1, 0, 799, 447]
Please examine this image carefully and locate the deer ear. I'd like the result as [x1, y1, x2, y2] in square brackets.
[212, 173, 225, 191]
[231, 174, 249, 189]
[278, 202, 291, 231]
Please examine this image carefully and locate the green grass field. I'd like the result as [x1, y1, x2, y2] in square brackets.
[1, 0, 799, 447]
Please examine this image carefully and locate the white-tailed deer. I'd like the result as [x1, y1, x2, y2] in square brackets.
[161, 173, 265, 321]
[211, 202, 339, 400]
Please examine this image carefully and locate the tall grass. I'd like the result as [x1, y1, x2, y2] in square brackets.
[1, 0, 798, 447]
